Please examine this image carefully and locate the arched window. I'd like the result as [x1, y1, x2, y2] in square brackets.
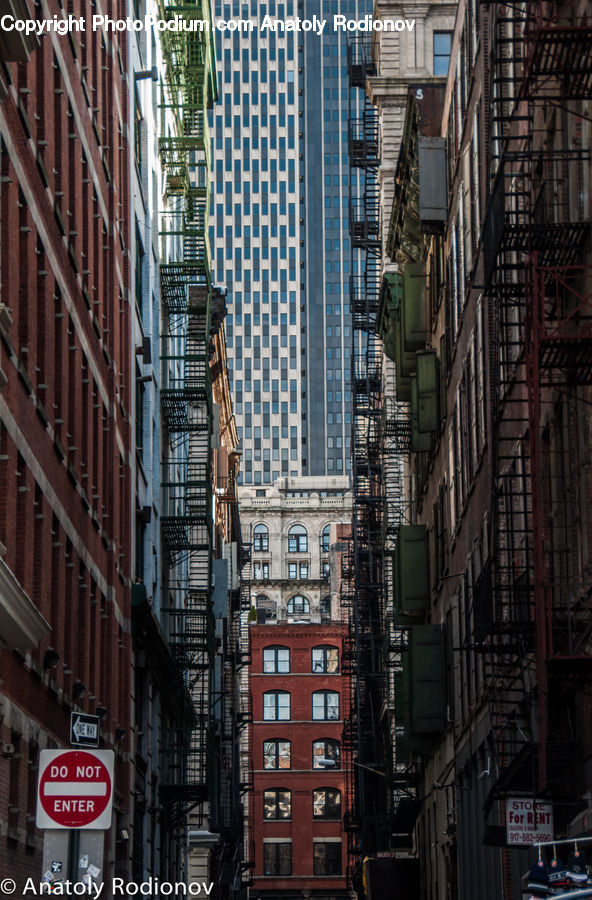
[312, 690, 339, 720]
[264, 739, 291, 770]
[253, 523, 269, 552]
[312, 645, 339, 673]
[263, 646, 290, 674]
[313, 739, 341, 769]
[288, 523, 308, 552]
[313, 788, 341, 819]
[287, 595, 310, 616]
[264, 789, 292, 819]
[321, 524, 331, 553]
[263, 691, 291, 721]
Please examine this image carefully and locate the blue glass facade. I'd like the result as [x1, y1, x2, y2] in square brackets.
[211, 0, 371, 482]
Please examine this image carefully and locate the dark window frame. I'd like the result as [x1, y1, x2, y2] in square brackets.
[312, 739, 341, 769]
[433, 30, 453, 77]
[253, 523, 269, 552]
[313, 787, 341, 820]
[311, 646, 339, 674]
[263, 788, 292, 820]
[288, 524, 308, 552]
[313, 841, 342, 876]
[263, 646, 290, 674]
[263, 690, 291, 721]
[287, 594, 310, 615]
[264, 842, 292, 876]
[312, 690, 340, 721]
[263, 739, 291, 770]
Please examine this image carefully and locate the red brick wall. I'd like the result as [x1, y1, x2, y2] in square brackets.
[250, 624, 351, 895]
[0, 0, 132, 882]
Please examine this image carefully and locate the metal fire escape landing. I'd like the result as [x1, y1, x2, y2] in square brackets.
[479, 1, 592, 833]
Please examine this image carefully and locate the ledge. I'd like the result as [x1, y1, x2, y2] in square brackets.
[0, 547, 50, 650]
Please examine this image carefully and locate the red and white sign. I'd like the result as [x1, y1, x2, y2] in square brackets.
[36, 749, 114, 830]
[506, 797, 554, 845]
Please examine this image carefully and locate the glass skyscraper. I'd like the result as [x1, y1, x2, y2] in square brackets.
[211, 0, 370, 482]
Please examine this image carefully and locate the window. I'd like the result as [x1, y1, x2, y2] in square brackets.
[263, 646, 290, 674]
[264, 789, 292, 819]
[313, 691, 339, 720]
[135, 228, 144, 313]
[433, 31, 452, 77]
[322, 562, 331, 580]
[321, 524, 331, 552]
[320, 595, 331, 623]
[288, 523, 308, 552]
[264, 842, 292, 876]
[287, 595, 310, 616]
[263, 691, 290, 720]
[254, 562, 269, 580]
[134, 90, 143, 169]
[254, 523, 269, 551]
[313, 739, 341, 769]
[312, 646, 339, 673]
[314, 841, 341, 876]
[289, 562, 309, 580]
[264, 739, 291, 769]
[313, 788, 341, 819]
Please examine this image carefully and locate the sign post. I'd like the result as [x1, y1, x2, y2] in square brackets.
[37, 749, 114, 893]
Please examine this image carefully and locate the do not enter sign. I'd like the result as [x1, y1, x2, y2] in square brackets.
[36, 749, 114, 829]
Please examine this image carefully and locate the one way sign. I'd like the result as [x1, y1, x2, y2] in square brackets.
[70, 713, 100, 748]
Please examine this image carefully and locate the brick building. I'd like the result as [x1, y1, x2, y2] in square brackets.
[0, 0, 133, 884]
[250, 623, 349, 896]
[363, 1, 592, 899]
[240, 478, 353, 899]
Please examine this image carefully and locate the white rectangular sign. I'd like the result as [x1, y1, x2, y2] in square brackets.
[506, 797, 554, 845]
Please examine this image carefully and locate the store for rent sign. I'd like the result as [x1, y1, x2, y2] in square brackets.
[506, 797, 554, 844]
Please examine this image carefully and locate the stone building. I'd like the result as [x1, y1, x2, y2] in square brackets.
[240, 476, 354, 898]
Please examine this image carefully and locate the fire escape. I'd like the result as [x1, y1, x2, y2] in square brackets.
[157, 0, 215, 830]
[479, 0, 592, 874]
[236, 543, 255, 887]
[344, 36, 391, 894]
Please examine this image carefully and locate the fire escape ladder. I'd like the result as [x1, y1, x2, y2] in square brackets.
[157, 1, 215, 830]
[344, 37, 393, 894]
[237, 543, 254, 884]
[482, 1, 592, 832]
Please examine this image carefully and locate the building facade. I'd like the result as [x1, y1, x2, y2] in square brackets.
[343, 3, 456, 894]
[0, 0, 248, 892]
[250, 621, 350, 897]
[239, 477, 353, 897]
[210, 0, 385, 484]
[374, 1, 592, 899]
[210, 0, 304, 486]
[0, 0, 133, 883]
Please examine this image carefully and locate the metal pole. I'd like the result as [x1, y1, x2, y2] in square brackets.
[67, 829, 80, 883]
